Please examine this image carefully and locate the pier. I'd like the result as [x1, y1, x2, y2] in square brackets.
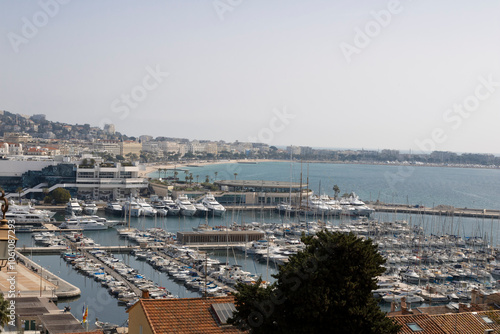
[32, 203, 500, 219]
[18, 245, 139, 255]
[370, 203, 500, 219]
[70, 243, 143, 297]
[15, 251, 81, 299]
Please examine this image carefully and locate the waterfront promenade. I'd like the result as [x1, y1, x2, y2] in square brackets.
[0, 252, 81, 299]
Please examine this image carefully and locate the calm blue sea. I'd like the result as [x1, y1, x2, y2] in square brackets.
[17, 162, 500, 327]
[154, 161, 500, 210]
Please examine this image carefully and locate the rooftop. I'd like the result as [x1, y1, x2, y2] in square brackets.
[128, 296, 246, 333]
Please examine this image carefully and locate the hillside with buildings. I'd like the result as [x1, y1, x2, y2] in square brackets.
[1, 110, 499, 167]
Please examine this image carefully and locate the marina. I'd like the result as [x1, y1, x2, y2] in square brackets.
[5, 161, 500, 329]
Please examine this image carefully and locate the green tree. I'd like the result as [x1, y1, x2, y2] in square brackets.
[229, 231, 400, 334]
[50, 188, 71, 204]
[333, 185, 340, 199]
[0, 293, 10, 330]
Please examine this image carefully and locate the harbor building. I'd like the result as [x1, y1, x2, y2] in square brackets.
[75, 161, 148, 200]
[177, 231, 265, 245]
[0, 158, 148, 200]
[213, 180, 309, 205]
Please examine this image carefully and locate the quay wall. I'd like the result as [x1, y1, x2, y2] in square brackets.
[16, 251, 81, 299]
[34, 202, 500, 219]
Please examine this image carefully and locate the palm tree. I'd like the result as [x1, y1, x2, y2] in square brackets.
[205, 175, 210, 183]
[184, 170, 189, 183]
[174, 171, 179, 182]
[214, 171, 218, 182]
[189, 173, 193, 185]
[15, 187, 23, 204]
[0, 293, 10, 329]
[196, 175, 199, 184]
[234, 173, 238, 180]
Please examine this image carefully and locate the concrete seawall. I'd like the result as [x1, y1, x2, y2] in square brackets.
[16, 251, 81, 299]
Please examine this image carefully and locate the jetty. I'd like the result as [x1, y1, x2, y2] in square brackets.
[370, 203, 500, 219]
[15, 251, 81, 299]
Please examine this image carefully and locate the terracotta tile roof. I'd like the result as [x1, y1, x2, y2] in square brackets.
[391, 314, 446, 334]
[132, 297, 246, 333]
[431, 312, 491, 334]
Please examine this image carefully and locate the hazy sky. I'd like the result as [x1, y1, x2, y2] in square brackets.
[1, 1, 499, 153]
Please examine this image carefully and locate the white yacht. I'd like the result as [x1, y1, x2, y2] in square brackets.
[32, 231, 55, 243]
[194, 202, 209, 216]
[105, 202, 123, 215]
[66, 199, 83, 215]
[319, 195, 342, 216]
[82, 201, 98, 215]
[5, 211, 52, 225]
[163, 196, 180, 216]
[347, 193, 375, 216]
[275, 202, 294, 215]
[300, 196, 329, 216]
[10, 203, 56, 219]
[60, 217, 108, 230]
[137, 199, 157, 216]
[122, 200, 143, 217]
[201, 193, 226, 216]
[175, 194, 197, 217]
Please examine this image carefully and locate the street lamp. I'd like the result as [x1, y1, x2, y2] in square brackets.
[0, 190, 16, 270]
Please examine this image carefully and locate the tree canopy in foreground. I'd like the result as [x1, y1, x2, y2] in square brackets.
[229, 231, 400, 333]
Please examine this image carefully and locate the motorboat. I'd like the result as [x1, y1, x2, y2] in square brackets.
[163, 197, 180, 216]
[345, 193, 375, 216]
[60, 217, 108, 230]
[175, 194, 197, 216]
[319, 195, 342, 216]
[201, 193, 226, 216]
[381, 290, 425, 303]
[5, 211, 52, 226]
[275, 202, 294, 215]
[194, 202, 209, 217]
[105, 201, 123, 215]
[66, 199, 83, 215]
[137, 199, 157, 216]
[122, 200, 143, 217]
[300, 196, 329, 216]
[82, 201, 98, 215]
